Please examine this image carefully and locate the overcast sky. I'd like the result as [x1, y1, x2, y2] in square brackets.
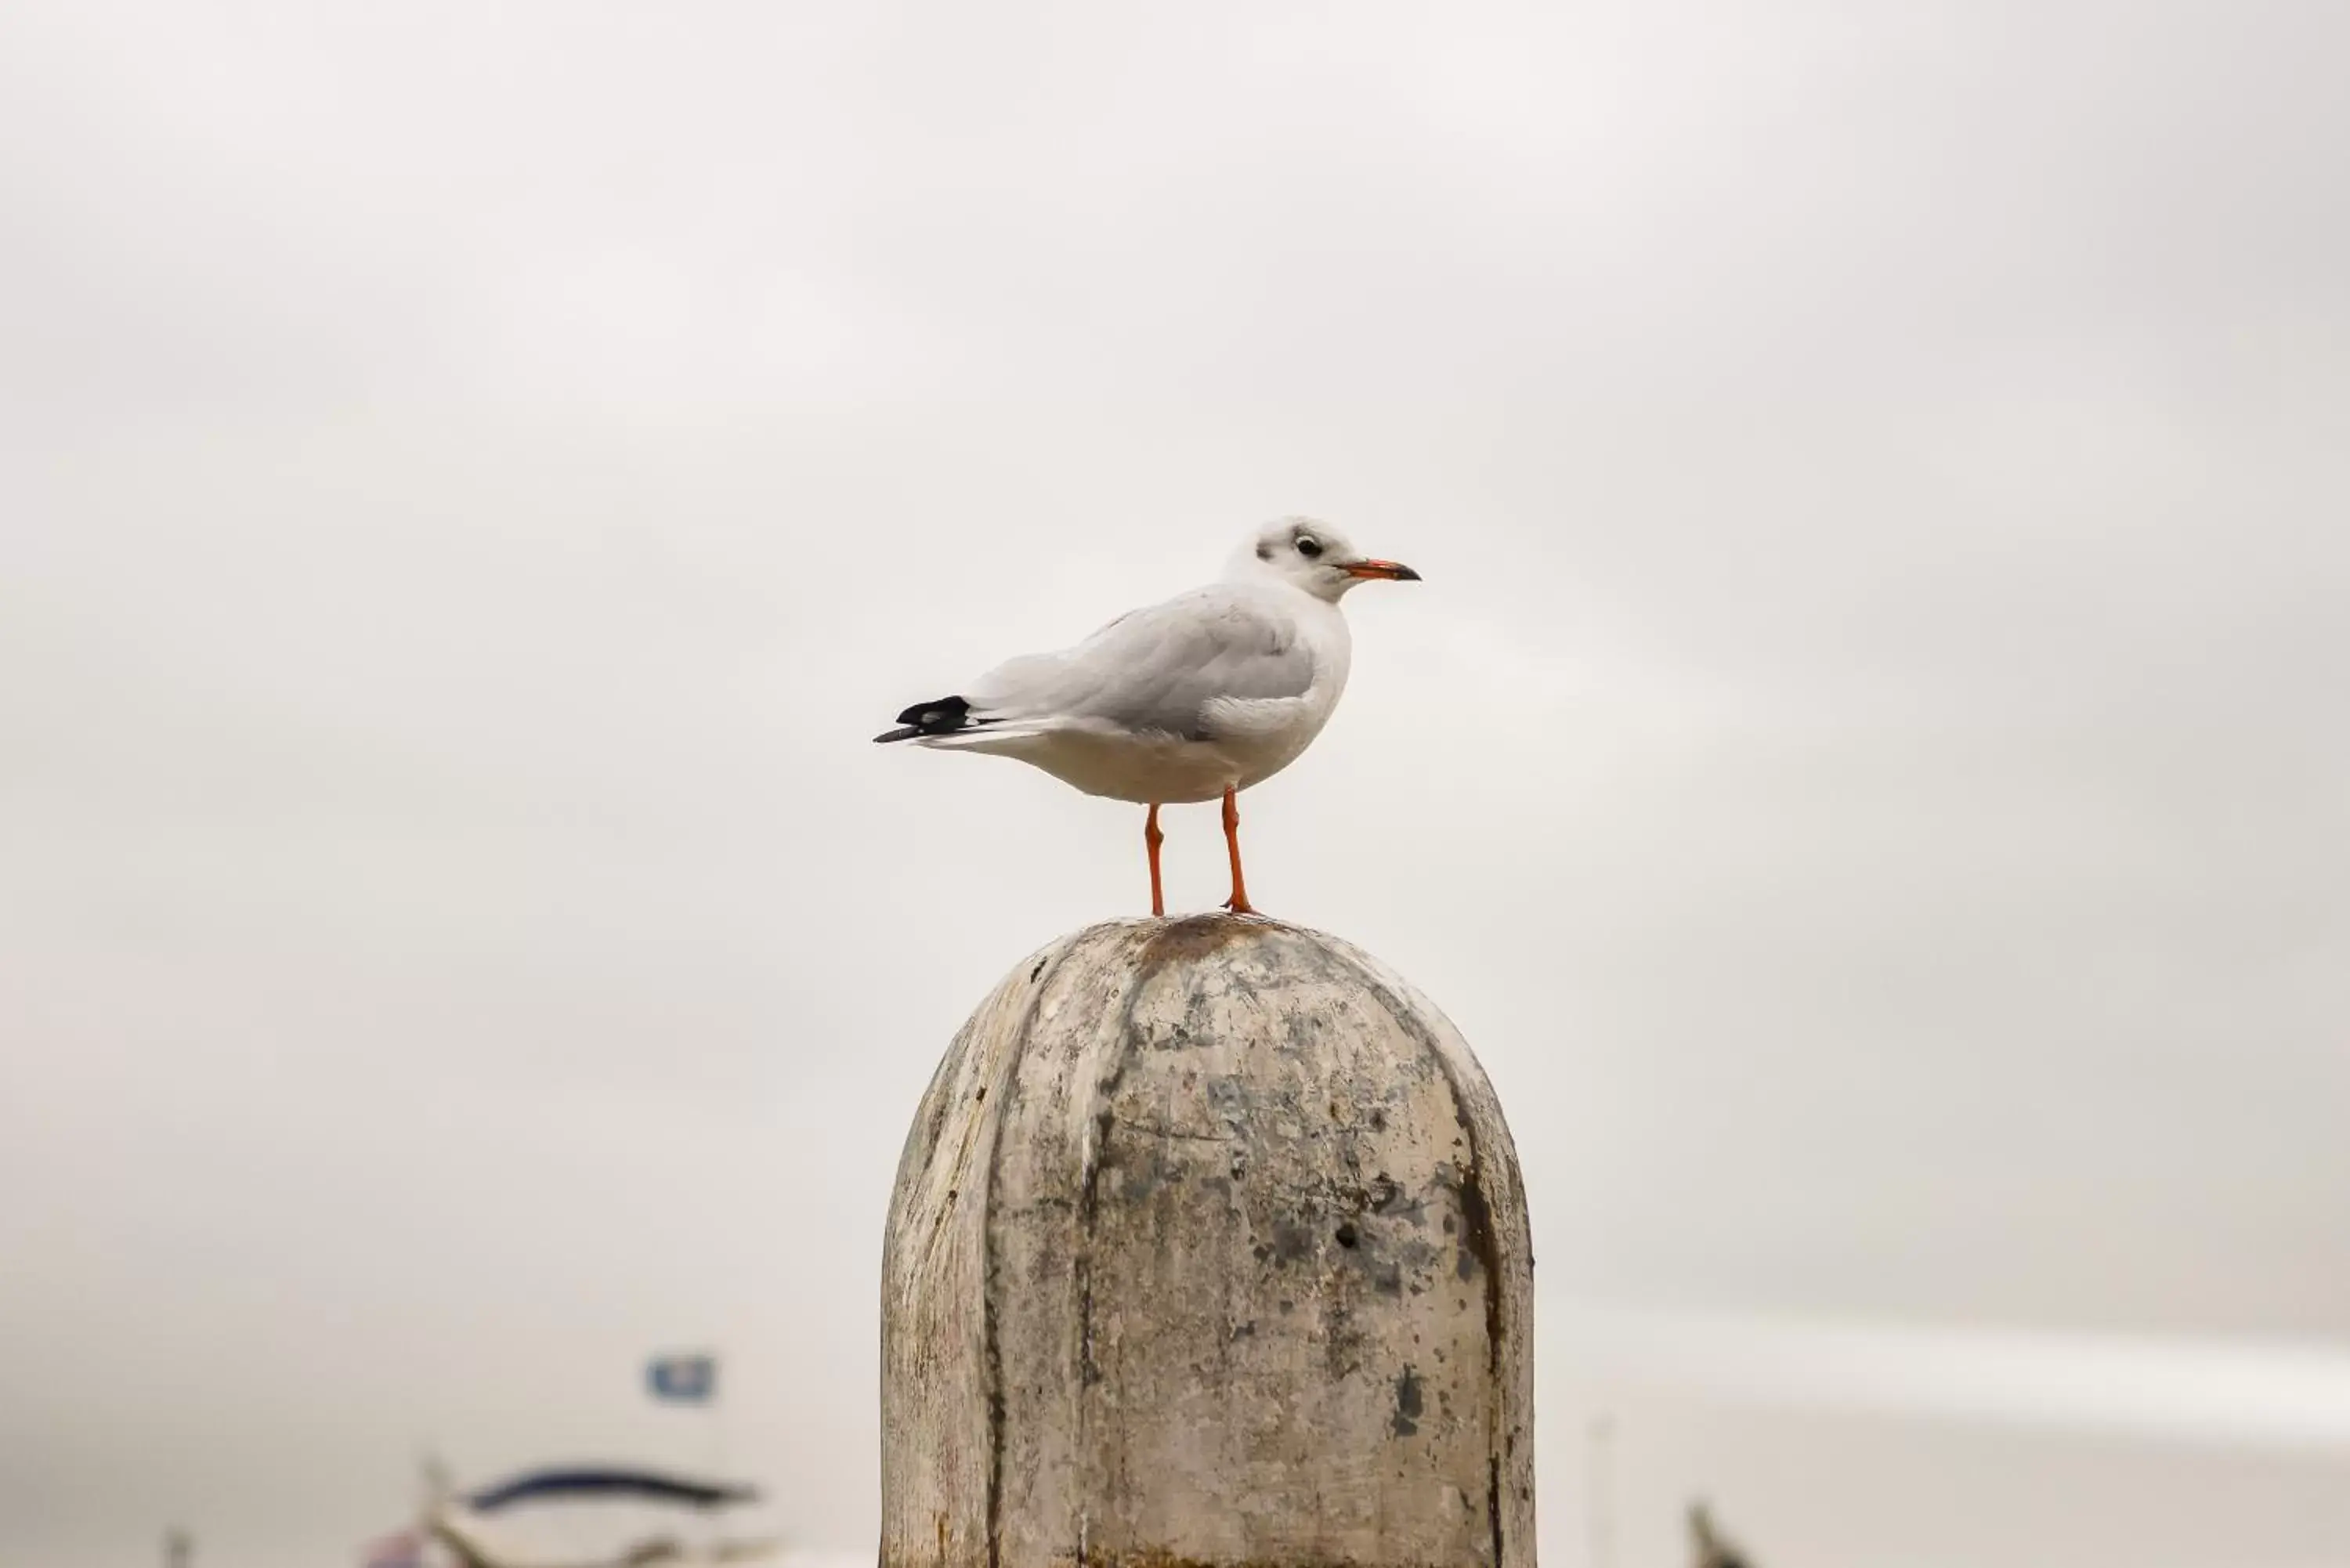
[4, 2, 2348, 1566]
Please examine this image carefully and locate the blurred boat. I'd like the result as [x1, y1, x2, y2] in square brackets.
[362, 1462, 785, 1568]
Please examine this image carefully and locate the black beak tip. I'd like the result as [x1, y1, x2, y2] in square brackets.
[1394, 563, 1423, 582]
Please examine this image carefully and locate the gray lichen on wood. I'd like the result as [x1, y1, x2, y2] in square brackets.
[882, 916, 1535, 1568]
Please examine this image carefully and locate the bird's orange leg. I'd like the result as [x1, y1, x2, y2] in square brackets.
[1220, 786, 1256, 915]
[1144, 803, 1166, 917]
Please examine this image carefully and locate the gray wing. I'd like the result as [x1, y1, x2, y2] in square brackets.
[969, 585, 1314, 740]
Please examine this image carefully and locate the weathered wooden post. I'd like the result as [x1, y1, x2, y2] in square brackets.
[881, 916, 1535, 1567]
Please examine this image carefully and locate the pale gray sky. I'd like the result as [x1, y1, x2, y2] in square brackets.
[3, 1, 2348, 1566]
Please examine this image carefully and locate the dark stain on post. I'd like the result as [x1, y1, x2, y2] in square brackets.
[920, 1078, 954, 1176]
[982, 1230, 1007, 1568]
[1342, 956, 1517, 1568]
[1392, 1367, 1423, 1436]
[979, 945, 1068, 1568]
[1488, 1456, 1505, 1568]
[1455, 1146, 1504, 1374]
[1136, 912, 1255, 968]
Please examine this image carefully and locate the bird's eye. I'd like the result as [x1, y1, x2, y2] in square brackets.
[1295, 536, 1323, 559]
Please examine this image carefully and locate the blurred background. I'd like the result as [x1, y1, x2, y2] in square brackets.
[4, 1, 2348, 1565]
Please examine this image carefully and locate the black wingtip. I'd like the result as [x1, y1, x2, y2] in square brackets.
[875, 694, 974, 743]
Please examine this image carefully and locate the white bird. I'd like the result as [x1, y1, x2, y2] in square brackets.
[874, 517, 1422, 916]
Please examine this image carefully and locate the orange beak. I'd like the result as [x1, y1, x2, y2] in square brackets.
[1343, 558, 1422, 582]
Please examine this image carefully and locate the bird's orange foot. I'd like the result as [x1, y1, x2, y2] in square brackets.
[1222, 895, 1260, 916]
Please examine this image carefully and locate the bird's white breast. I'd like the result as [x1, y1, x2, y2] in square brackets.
[1173, 588, 1352, 800]
[989, 586, 1353, 804]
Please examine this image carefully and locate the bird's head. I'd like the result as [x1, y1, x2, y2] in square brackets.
[1231, 516, 1422, 603]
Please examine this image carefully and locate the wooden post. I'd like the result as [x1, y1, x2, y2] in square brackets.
[881, 916, 1535, 1568]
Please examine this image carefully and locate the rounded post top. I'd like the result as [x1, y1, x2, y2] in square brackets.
[882, 913, 1535, 1568]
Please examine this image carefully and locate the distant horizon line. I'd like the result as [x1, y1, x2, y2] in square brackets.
[1546, 1297, 2350, 1452]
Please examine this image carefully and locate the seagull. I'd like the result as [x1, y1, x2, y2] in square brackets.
[873, 517, 1421, 916]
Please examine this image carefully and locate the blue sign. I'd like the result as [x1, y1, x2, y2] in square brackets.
[646, 1353, 717, 1402]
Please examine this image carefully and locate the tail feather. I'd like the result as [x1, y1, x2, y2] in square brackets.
[873, 694, 975, 744]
